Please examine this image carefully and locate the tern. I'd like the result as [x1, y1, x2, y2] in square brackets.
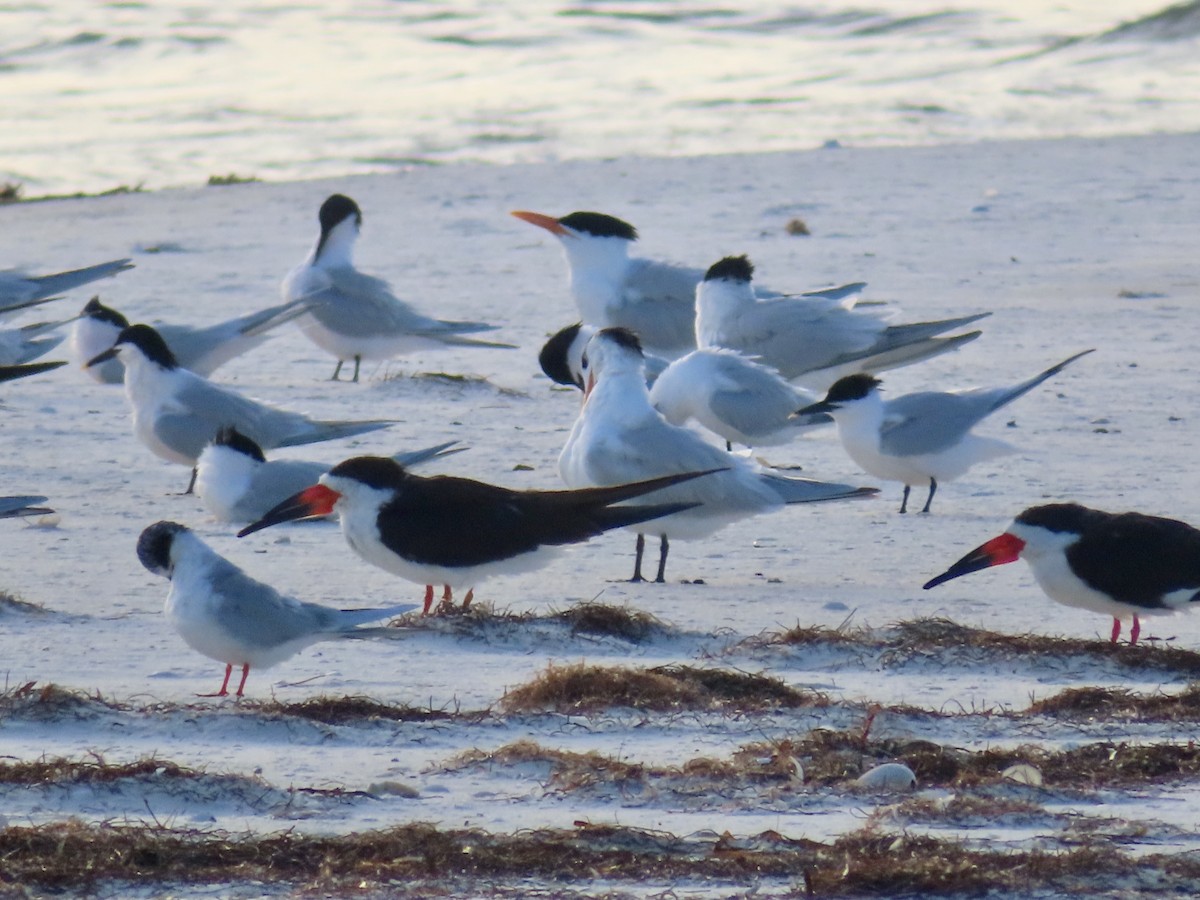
[0, 360, 66, 383]
[539, 323, 828, 449]
[87, 324, 396, 491]
[0, 320, 65, 366]
[924, 503, 1200, 645]
[238, 457, 716, 613]
[0, 258, 133, 320]
[512, 209, 865, 360]
[137, 521, 416, 697]
[796, 349, 1094, 513]
[557, 327, 877, 582]
[0, 496, 53, 519]
[695, 255, 988, 390]
[195, 426, 464, 523]
[72, 296, 310, 384]
[284, 194, 514, 382]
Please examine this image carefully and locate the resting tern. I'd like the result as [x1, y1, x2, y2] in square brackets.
[0, 360, 66, 384]
[924, 503, 1200, 645]
[696, 255, 988, 390]
[0, 258, 133, 321]
[238, 456, 715, 613]
[284, 194, 514, 382]
[539, 323, 828, 449]
[87, 324, 396, 491]
[0, 496, 53, 519]
[0, 320, 65, 366]
[797, 349, 1094, 513]
[512, 209, 864, 360]
[196, 426, 464, 523]
[72, 296, 310, 384]
[558, 327, 877, 582]
[137, 521, 416, 697]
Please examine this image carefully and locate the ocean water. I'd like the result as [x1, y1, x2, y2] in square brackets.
[1, 0, 1198, 195]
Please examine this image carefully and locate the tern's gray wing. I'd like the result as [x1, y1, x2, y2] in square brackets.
[159, 299, 309, 375]
[704, 357, 810, 442]
[206, 558, 347, 648]
[236, 459, 332, 519]
[0, 495, 52, 518]
[0, 325, 64, 365]
[0, 258, 133, 305]
[0, 360, 66, 383]
[615, 258, 702, 354]
[156, 379, 314, 460]
[879, 391, 998, 457]
[307, 267, 501, 339]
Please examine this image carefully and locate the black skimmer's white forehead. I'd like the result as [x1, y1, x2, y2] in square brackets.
[238, 455, 720, 613]
[138, 519, 416, 697]
[703, 255, 754, 284]
[925, 501, 1200, 644]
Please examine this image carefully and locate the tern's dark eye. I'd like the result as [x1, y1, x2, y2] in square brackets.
[580, 352, 589, 370]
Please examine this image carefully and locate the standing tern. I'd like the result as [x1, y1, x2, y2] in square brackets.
[196, 426, 464, 524]
[0, 360, 66, 383]
[797, 349, 1094, 514]
[72, 296, 311, 384]
[0, 258, 133, 321]
[0, 496, 53, 519]
[558, 327, 877, 582]
[924, 503, 1200, 645]
[87, 324, 396, 491]
[512, 209, 865, 360]
[539, 323, 828, 449]
[284, 194, 514, 382]
[238, 457, 716, 613]
[695, 255, 988, 390]
[137, 521, 416, 697]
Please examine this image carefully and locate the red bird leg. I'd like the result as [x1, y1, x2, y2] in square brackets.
[199, 664, 233, 697]
[1130, 616, 1141, 645]
[1110, 618, 1121, 644]
[422, 585, 434, 616]
[462, 589, 474, 609]
[234, 664, 251, 697]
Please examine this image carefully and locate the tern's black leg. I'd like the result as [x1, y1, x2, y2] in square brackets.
[921, 478, 938, 514]
[631, 533, 647, 582]
[654, 535, 670, 583]
[352, 354, 362, 383]
[899, 484, 911, 514]
[725, 440, 733, 452]
[182, 467, 197, 495]
[331, 360, 344, 381]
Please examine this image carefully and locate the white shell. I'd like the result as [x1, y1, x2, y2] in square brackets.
[1001, 763, 1043, 786]
[855, 762, 917, 791]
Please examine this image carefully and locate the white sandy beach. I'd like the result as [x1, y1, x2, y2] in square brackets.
[2, 133, 1200, 894]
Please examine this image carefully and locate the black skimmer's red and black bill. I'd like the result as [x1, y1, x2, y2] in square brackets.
[558, 327, 877, 583]
[923, 502, 1200, 644]
[283, 193, 513, 382]
[695, 254, 988, 391]
[512, 211, 867, 362]
[796, 349, 1094, 514]
[137, 521, 416, 698]
[237, 456, 721, 613]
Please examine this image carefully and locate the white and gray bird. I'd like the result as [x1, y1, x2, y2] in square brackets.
[0, 319, 65, 366]
[137, 521, 416, 697]
[283, 194, 514, 382]
[695, 255, 989, 391]
[195, 426, 464, 523]
[538, 322, 828, 449]
[513, 210, 865, 360]
[0, 258, 133, 321]
[71, 296, 311, 384]
[87, 324, 396, 491]
[0, 496, 53, 519]
[796, 349, 1094, 514]
[558, 327, 877, 582]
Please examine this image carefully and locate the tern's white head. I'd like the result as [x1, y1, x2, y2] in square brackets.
[579, 326, 647, 398]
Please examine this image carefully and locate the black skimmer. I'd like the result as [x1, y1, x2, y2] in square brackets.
[924, 502, 1200, 644]
[237, 457, 720, 613]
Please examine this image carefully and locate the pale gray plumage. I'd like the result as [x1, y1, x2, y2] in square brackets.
[0, 258, 133, 319]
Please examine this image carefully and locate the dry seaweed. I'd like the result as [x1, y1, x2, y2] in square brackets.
[247, 695, 458, 726]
